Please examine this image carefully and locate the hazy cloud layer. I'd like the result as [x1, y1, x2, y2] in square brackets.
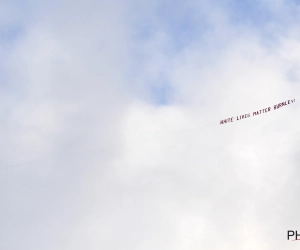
[0, 0, 299, 249]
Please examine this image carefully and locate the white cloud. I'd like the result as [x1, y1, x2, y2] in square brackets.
[0, 0, 299, 249]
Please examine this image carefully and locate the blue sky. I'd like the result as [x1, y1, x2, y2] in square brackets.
[130, 0, 300, 106]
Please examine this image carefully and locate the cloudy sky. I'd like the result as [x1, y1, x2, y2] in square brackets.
[0, 0, 299, 249]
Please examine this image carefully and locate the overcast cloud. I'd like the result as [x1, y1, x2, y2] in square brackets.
[0, 0, 299, 249]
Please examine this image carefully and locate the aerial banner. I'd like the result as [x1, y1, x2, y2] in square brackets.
[220, 99, 296, 125]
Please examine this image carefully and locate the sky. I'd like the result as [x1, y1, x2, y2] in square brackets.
[0, 0, 299, 249]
